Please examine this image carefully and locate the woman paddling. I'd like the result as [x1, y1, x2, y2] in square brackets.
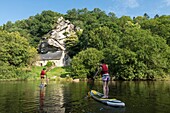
[94, 59, 110, 98]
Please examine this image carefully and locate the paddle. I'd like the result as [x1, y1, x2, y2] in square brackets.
[93, 69, 99, 79]
[45, 67, 50, 86]
[45, 67, 51, 82]
[93, 65, 102, 79]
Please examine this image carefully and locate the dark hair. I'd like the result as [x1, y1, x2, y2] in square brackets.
[43, 68, 46, 70]
[100, 59, 105, 63]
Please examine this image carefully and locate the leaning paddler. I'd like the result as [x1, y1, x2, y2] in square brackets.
[94, 59, 110, 98]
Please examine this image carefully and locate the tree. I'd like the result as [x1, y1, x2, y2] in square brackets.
[0, 30, 37, 67]
[87, 26, 119, 50]
[133, 16, 148, 24]
[117, 16, 132, 27]
[144, 13, 150, 19]
[71, 48, 104, 78]
[140, 15, 170, 46]
[154, 14, 159, 19]
[119, 27, 170, 79]
[3, 10, 62, 47]
[66, 8, 78, 21]
[103, 47, 138, 80]
[65, 32, 80, 58]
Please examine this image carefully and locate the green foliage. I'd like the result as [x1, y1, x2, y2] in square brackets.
[136, 15, 170, 46]
[65, 8, 117, 30]
[77, 26, 120, 53]
[88, 26, 119, 50]
[0, 8, 170, 80]
[45, 61, 54, 67]
[0, 30, 36, 67]
[118, 28, 170, 80]
[65, 33, 79, 57]
[0, 30, 37, 79]
[2, 10, 62, 47]
[0, 61, 29, 80]
[24, 66, 71, 80]
[117, 16, 133, 28]
[103, 47, 138, 80]
[71, 48, 104, 78]
[0, 61, 15, 79]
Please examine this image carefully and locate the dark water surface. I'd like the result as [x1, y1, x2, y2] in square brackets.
[0, 80, 170, 113]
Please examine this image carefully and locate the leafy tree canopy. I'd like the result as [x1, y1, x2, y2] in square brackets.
[0, 30, 37, 67]
[1, 8, 170, 80]
[71, 48, 103, 78]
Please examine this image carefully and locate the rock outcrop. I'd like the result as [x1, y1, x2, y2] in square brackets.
[36, 17, 81, 67]
[38, 16, 81, 53]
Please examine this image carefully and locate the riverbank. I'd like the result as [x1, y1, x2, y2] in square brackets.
[0, 66, 170, 81]
[0, 66, 72, 81]
[27, 66, 72, 81]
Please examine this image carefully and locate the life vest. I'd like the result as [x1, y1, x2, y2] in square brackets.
[41, 70, 46, 75]
[101, 64, 108, 75]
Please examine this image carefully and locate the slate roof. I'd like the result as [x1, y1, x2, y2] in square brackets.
[39, 51, 63, 60]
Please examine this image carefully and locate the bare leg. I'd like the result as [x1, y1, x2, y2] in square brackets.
[103, 81, 109, 98]
[106, 81, 109, 97]
[103, 81, 106, 96]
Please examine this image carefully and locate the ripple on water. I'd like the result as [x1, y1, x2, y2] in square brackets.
[37, 85, 65, 113]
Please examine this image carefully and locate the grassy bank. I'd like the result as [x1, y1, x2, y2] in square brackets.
[1, 66, 170, 81]
[26, 66, 72, 81]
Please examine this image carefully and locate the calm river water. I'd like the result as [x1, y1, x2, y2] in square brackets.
[0, 80, 170, 113]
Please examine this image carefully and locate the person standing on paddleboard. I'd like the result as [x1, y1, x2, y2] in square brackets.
[40, 68, 46, 85]
[94, 59, 110, 98]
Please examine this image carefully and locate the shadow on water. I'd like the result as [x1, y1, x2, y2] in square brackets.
[0, 80, 170, 113]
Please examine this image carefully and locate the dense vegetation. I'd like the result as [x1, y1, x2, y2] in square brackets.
[0, 8, 170, 80]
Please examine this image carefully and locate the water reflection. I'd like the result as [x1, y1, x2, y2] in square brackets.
[38, 83, 65, 113]
[0, 81, 170, 113]
[86, 78, 95, 98]
[39, 87, 46, 113]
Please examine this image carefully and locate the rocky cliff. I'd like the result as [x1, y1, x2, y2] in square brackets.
[38, 16, 81, 54]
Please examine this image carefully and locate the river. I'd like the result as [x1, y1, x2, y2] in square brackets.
[0, 80, 170, 113]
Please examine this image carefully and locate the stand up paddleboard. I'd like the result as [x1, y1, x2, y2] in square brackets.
[39, 83, 47, 88]
[90, 90, 125, 107]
